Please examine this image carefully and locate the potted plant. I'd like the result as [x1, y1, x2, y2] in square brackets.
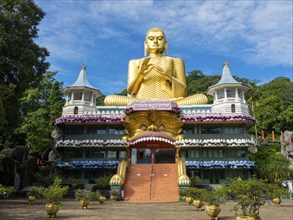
[0, 184, 14, 200]
[270, 184, 289, 205]
[75, 189, 90, 209]
[95, 176, 110, 203]
[179, 188, 191, 204]
[99, 195, 106, 204]
[27, 186, 41, 203]
[89, 191, 100, 202]
[110, 189, 120, 201]
[179, 188, 189, 202]
[182, 188, 193, 205]
[42, 177, 68, 218]
[204, 189, 224, 220]
[191, 188, 207, 210]
[221, 177, 273, 220]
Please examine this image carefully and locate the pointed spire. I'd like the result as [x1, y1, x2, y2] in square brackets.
[214, 61, 239, 86]
[208, 61, 250, 95]
[71, 65, 95, 88]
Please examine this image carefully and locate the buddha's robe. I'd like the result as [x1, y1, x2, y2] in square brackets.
[104, 56, 207, 106]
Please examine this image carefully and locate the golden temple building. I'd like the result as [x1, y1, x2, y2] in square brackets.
[53, 28, 256, 202]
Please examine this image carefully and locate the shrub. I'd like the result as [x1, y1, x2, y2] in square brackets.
[221, 177, 273, 217]
[42, 177, 68, 207]
[0, 184, 14, 199]
[74, 189, 90, 201]
[203, 189, 225, 206]
[190, 176, 201, 187]
[88, 191, 100, 201]
[270, 183, 290, 199]
[179, 187, 207, 200]
[95, 176, 111, 190]
[27, 186, 41, 198]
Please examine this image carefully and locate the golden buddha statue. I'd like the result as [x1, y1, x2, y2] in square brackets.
[104, 28, 208, 106]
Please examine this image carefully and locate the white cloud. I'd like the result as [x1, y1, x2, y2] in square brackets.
[34, 0, 292, 95]
[36, 0, 292, 67]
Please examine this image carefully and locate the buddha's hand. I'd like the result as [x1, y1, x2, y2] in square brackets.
[154, 66, 172, 81]
[139, 57, 154, 76]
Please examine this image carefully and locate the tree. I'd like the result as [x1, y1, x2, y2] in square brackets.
[16, 72, 64, 156]
[278, 105, 293, 131]
[254, 95, 283, 132]
[253, 77, 293, 134]
[186, 70, 205, 82]
[186, 70, 220, 103]
[0, 0, 49, 148]
[96, 94, 105, 106]
[258, 77, 292, 109]
[249, 144, 292, 183]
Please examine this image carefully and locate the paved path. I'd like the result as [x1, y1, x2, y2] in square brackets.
[0, 199, 292, 220]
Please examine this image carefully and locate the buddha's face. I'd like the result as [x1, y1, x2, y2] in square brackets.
[145, 30, 166, 54]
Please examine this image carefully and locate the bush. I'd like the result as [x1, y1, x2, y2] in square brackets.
[110, 189, 121, 201]
[74, 189, 90, 201]
[95, 176, 111, 190]
[88, 191, 100, 201]
[190, 176, 201, 187]
[179, 187, 206, 200]
[0, 184, 14, 199]
[179, 188, 190, 197]
[249, 144, 293, 183]
[27, 186, 41, 198]
[270, 183, 290, 199]
[221, 177, 273, 217]
[203, 189, 225, 205]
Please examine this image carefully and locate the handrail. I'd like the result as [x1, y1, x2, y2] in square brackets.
[176, 159, 191, 186]
[109, 159, 129, 186]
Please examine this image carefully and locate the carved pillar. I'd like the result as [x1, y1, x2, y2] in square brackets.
[151, 148, 156, 164]
[175, 147, 180, 161]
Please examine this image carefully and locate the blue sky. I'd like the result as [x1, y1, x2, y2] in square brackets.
[35, 0, 293, 95]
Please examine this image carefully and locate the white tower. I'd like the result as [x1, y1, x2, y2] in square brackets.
[208, 62, 250, 115]
[61, 65, 101, 116]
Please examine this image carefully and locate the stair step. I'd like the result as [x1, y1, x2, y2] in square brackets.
[123, 164, 179, 202]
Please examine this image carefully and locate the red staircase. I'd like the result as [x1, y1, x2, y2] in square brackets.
[123, 164, 179, 202]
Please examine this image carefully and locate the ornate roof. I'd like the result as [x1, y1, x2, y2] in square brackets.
[208, 62, 250, 92]
[186, 160, 255, 169]
[181, 113, 256, 123]
[54, 115, 125, 125]
[54, 113, 255, 125]
[71, 65, 95, 88]
[55, 160, 119, 169]
[214, 61, 239, 86]
[56, 139, 128, 148]
[55, 138, 255, 149]
[175, 138, 255, 148]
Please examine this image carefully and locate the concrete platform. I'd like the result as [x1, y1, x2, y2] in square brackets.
[0, 198, 292, 219]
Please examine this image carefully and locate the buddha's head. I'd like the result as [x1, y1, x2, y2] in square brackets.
[144, 28, 168, 56]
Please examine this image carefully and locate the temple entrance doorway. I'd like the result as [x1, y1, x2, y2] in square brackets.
[155, 148, 175, 163]
[136, 148, 151, 164]
[130, 146, 175, 164]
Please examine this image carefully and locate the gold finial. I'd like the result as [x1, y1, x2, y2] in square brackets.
[82, 65, 86, 70]
[224, 61, 229, 67]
